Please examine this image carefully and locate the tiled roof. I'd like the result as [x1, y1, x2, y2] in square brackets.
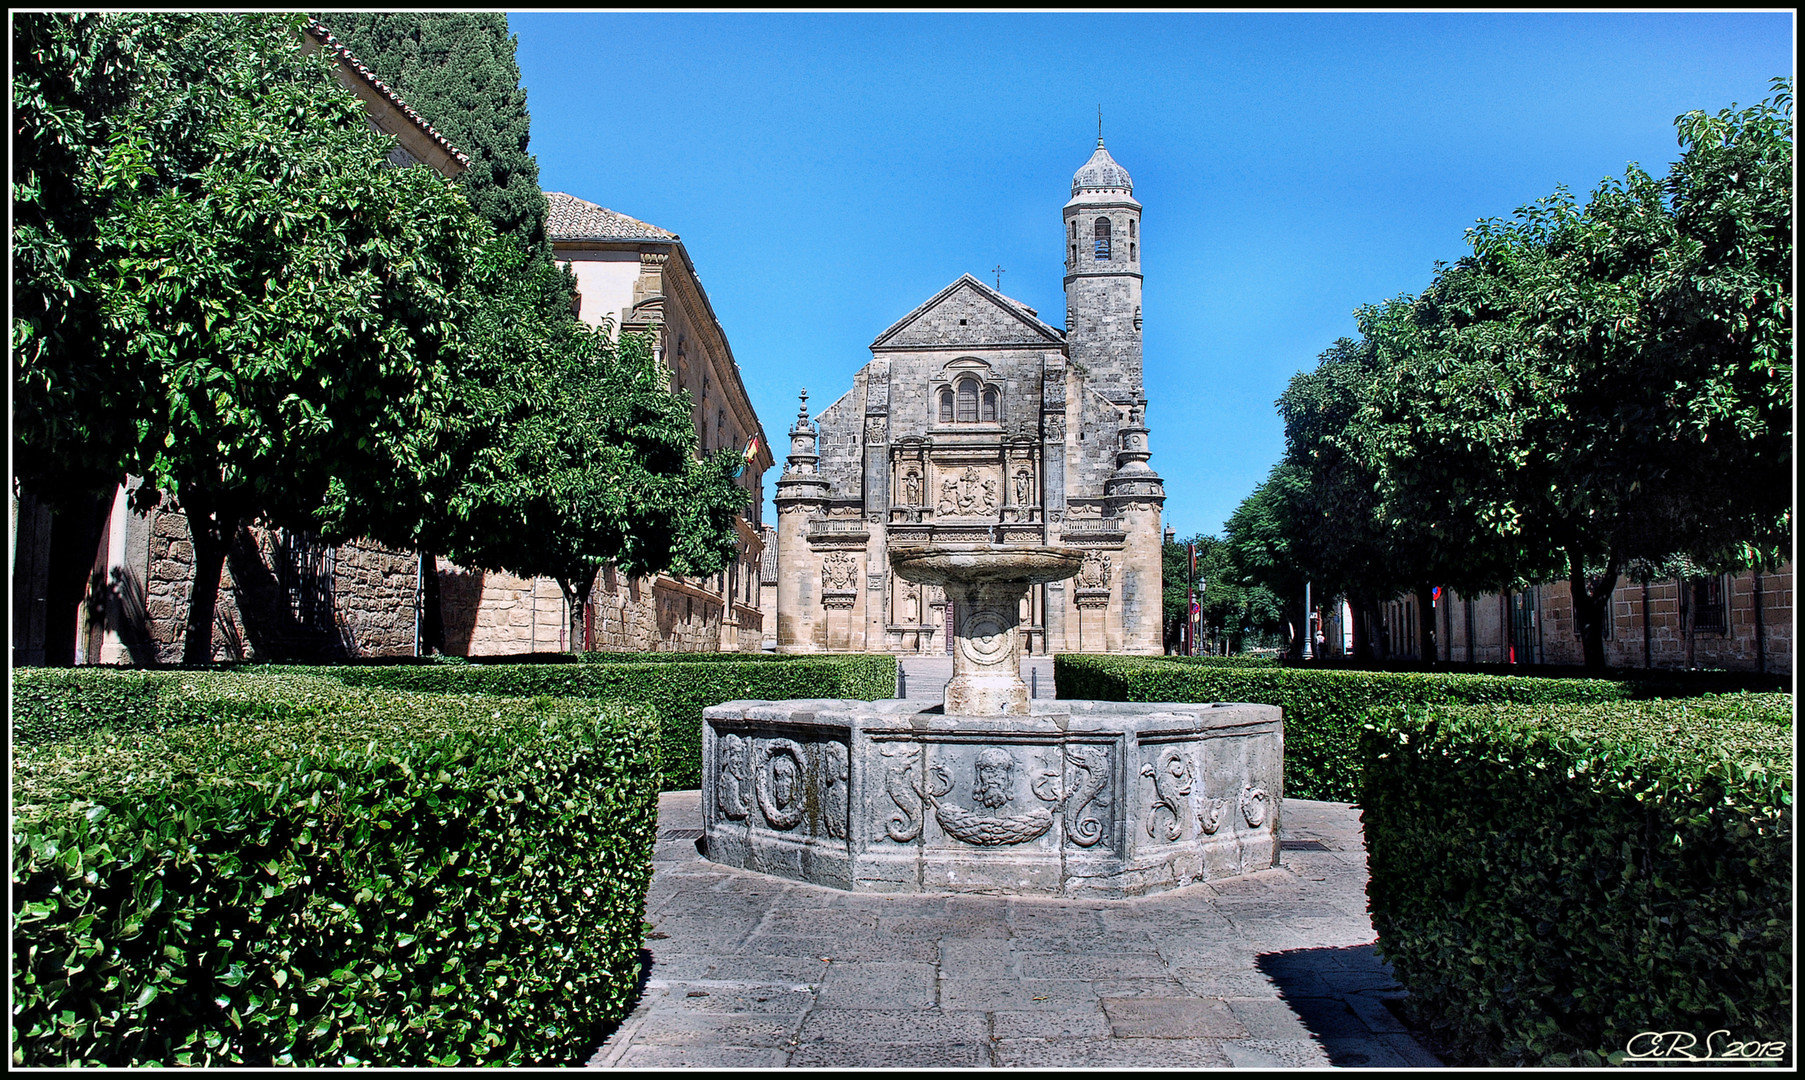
[305, 21, 471, 169]
[544, 191, 677, 241]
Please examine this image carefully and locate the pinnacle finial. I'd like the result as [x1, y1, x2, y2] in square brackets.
[797, 388, 809, 415]
[1097, 105, 1104, 147]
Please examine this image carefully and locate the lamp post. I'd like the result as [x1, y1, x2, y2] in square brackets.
[1187, 542, 1197, 657]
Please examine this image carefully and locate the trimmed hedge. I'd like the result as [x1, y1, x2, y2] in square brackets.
[1361, 694, 1792, 1066]
[305, 654, 897, 791]
[12, 671, 661, 1067]
[1055, 655, 1651, 801]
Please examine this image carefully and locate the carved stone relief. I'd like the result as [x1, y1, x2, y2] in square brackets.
[883, 743, 924, 843]
[1240, 786, 1270, 829]
[1077, 551, 1112, 588]
[1141, 747, 1194, 842]
[921, 747, 1054, 847]
[716, 733, 750, 820]
[822, 551, 859, 591]
[822, 741, 850, 839]
[1060, 745, 1111, 848]
[754, 739, 807, 830]
[1013, 467, 1034, 506]
[936, 466, 998, 516]
[901, 467, 922, 507]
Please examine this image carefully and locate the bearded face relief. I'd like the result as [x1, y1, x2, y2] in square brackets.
[972, 746, 1017, 811]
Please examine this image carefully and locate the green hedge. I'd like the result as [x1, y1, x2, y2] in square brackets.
[1055, 655, 1660, 801]
[306, 654, 897, 791]
[12, 671, 660, 1067]
[1361, 694, 1792, 1066]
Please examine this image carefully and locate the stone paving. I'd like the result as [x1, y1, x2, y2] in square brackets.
[587, 789, 1442, 1069]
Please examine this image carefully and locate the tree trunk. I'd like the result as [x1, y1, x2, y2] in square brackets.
[558, 570, 596, 654]
[182, 501, 235, 665]
[39, 488, 115, 667]
[420, 551, 445, 655]
[1567, 547, 1619, 671]
[1415, 585, 1438, 667]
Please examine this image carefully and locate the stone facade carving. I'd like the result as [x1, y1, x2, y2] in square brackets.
[1061, 745, 1111, 848]
[1241, 786, 1271, 829]
[822, 552, 859, 591]
[772, 139, 1165, 656]
[822, 741, 850, 839]
[1077, 551, 1112, 589]
[883, 742, 924, 843]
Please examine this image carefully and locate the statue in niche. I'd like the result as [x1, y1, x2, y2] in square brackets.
[902, 468, 921, 506]
[900, 581, 921, 622]
[1013, 468, 1032, 506]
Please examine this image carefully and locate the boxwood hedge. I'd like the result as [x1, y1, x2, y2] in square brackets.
[302, 654, 897, 791]
[12, 671, 661, 1067]
[1054, 655, 1648, 801]
[1361, 693, 1792, 1066]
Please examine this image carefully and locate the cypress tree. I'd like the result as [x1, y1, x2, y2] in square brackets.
[316, 12, 550, 262]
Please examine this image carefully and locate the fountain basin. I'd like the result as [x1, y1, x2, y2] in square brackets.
[700, 697, 1283, 897]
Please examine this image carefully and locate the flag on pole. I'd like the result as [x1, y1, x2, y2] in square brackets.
[743, 433, 760, 464]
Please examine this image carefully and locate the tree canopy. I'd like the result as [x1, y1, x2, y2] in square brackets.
[1239, 78, 1793, 668]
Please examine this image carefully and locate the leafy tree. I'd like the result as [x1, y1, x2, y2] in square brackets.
[1223, 464, 1312, 657]
[315, 12, 549, 262]
[1351, 80, 1792, 668]
[72, 13, 488, 663]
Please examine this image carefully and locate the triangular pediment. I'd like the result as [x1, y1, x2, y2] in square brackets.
[871, 274, 1065, 350]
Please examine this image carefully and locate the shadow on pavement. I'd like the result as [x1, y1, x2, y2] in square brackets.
[1255, 943, 1430, 1067]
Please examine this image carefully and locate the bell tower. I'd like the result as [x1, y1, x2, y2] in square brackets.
[1062, 135, 1143, 405]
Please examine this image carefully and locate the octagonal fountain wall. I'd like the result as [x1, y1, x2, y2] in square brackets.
[699, 545, 1284, 898]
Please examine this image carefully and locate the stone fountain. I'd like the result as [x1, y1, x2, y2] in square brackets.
[701, 545, 1284, 897]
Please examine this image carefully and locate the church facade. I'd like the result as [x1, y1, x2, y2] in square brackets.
[774, 139, 1166, 655]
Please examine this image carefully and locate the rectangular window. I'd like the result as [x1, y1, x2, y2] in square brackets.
[1691, 575, 1727, 633]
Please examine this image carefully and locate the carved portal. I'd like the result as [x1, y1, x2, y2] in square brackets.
[754, 739, 807, 830]
[1142, 747, 1195, 842]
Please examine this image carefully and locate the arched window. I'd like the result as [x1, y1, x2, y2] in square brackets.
[956, 378, 979, 423]
[1069, 220, 1076, 239]
[981, 387, 998, 422]
[939, 388, 954, 422]
[1070, 244, 1077, 265]
[1130, 242, 1136, 262]
[1094, 217, 1111, 260]
[1129, 219, 1136, 239]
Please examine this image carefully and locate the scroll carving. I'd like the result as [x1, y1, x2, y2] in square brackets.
[822, 741, 850, 839]
[1141, 747, 1194, 842]
[883, 743, 923, 843]
[1061, 746, 1111, 848]
[1241, 786, 1270, 829]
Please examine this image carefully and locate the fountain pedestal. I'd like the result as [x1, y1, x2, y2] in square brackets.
[700, 544, 1284, 897]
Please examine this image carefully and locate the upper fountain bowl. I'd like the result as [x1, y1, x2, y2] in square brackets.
[889, 544, 1086, 586]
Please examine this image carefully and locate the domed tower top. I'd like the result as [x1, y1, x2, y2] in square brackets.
[1071, 137, 1134, 196]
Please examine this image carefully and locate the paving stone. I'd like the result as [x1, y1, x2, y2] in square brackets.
[1379, 1032, 1447, 1067]
[938, 978, 1097, 1011]
[1275, 995, 1373, 1039]
[615, 1044, 791, 1067]
[1100, 996, 1248, 1038]
[1223, 997, 1317, 1041]
[816, 961, 938, 1009]
[796, 1008, 989, 1045]
[1089, 977, 1194, 998]
[878, 915, 1012, 939]
[1345, 991, 1410, 1033]
[989, 1008, 1111, 1039]
[1317, 1035, 1416, 1067]
[742, 933, 940, 963]
[938, 938, 1020, 978]
[992, 1036, 1233, 1068]
[789, 1040, 990, 1068]
[1170, 967, 1282, 999]
[668, 986, 814, 1015]
[696, 955, 832, 985]
[618, 1010, 804, 1048]
[1221, 1037, 1336, 1068]
[1020, 952, 1169, 980]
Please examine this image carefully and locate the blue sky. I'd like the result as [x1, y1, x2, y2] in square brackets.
[511, 11, 1792, 539]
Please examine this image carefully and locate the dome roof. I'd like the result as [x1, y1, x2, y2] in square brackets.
[1071, 139, 1133, 195]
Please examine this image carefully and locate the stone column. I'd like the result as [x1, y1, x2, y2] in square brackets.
[943, 580, 1033, 715]
[774, 391, 829, 653]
